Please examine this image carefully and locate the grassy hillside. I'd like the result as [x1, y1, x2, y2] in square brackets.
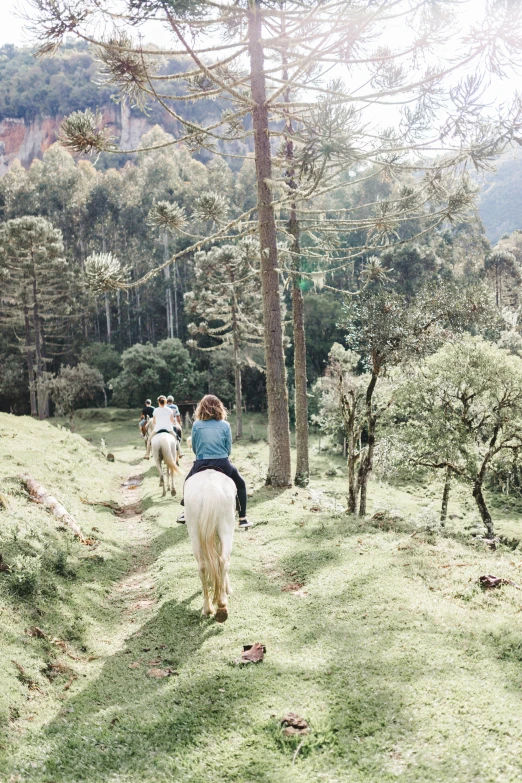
[2, 411, 522, 782]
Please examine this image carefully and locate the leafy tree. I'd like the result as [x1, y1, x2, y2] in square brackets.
[111, 338, 204, 408]
[155, 338, 206, 402]
[0, 216, 72, 418]
[184, 241, 264, 438]
[110, 342, 167, 408]
[315, 344, 368, 514]
[396, 337, 522, 542]
[380, 244, 451, 299]
[341, 282, 492, 516]
[44, 362, 104, 430]
[0, 344, 27, 414]
[80, 343, 121, 383]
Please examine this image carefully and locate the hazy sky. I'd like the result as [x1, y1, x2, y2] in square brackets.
[1, 1, 29, 46]
[0, 0, 176, 48]
[0, 0, 519, 111]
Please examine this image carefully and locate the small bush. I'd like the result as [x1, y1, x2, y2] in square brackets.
[48, 547, 76, 579]
[8, 554, 41, 597]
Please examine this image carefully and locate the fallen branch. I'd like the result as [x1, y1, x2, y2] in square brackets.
[20, 474, 86, 543]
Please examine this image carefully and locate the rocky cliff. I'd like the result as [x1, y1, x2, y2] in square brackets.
[0, 102, 151, 174]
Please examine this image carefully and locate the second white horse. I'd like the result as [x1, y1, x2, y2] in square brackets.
[184, 469, 236, 622]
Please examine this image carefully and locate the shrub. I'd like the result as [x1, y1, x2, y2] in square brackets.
[8, 554, 41, 596]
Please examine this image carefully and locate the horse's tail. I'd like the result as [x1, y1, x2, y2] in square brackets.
[161, 436, 183, 476]
[197, 486, 225, 606]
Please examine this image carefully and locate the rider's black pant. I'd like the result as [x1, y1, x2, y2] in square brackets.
[185, 458, 247, 517]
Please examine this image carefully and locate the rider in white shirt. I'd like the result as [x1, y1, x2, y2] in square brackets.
[145, 395, 176, 459]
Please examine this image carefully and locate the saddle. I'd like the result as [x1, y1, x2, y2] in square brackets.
[154, 429, 176, 437]
[192, 464, 227, 477]
[190, 465, 239, 511]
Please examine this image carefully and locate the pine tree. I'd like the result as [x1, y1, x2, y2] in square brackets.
[0, 216, 72, 418]
[27, 0, 522, 484]
[184, 240, 264, 439]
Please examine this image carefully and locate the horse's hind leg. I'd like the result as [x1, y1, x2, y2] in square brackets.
[157, 453, 166, 496]
[199, 565, 212, 616]
[215, 544, 233, 624]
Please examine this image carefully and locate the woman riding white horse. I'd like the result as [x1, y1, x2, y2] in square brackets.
[177, 394, 251, 528]
[146, 395, 181, 496]
[182, 394, 252, 621]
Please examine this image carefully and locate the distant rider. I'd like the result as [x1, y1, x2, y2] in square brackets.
[139, 398, 155, 438]
[177, 394, 252, 529]
[166, 395, 183, 441]
[145, 395, 177, 460]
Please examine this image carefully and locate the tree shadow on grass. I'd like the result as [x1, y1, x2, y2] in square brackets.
[37, 595, 227, 782]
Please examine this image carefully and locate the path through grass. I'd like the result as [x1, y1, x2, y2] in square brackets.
[2, 410, 522, 782]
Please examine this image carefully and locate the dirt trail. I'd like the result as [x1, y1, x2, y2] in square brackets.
[109, 472, 159, 617]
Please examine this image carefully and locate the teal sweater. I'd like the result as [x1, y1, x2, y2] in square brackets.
[191, 419, 232, 460]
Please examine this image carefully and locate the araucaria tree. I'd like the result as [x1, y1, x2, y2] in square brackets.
[397, 337, 522, 542]
[29, 0, 522, 485]
[0, 216, 72, 419]
[184, 241, 264, 439]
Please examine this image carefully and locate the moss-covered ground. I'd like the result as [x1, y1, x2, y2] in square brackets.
[2, 409, 522, 782]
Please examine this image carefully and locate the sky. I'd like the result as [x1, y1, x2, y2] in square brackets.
[0, 0, 29, 47]
[0, 0, 176, 48]
[0, 0, 519, 115]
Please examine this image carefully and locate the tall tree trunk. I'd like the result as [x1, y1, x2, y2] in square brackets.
[291, 252, 309, 486]
[346, 410, 358, 514]
[105, 292, 111, 343]
[234, 346, 243, 440]
[116, 289, 122, 347]
[339, 379, 359, 514]
[472, 428, 499, 542]
[358, 373, 378, 517]
[164, 232, 174, 339]
[24, 304, 37, 417]
[126, 289, 132, 347]
[233, 327, 243, 440]
[248, 0, 291, 486]
[102, 221, 111, 343]
[282, 20, 309, 486]
[137, 290, 143, 343]
[173, 260, 179, 338]
[472, 480, 495, 541]
[32, 266, 48, 420]
[347, 429, 358, 514]
[440, 465, 452, 525]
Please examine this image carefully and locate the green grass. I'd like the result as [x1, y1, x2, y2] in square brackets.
[2, 409, 522, 782]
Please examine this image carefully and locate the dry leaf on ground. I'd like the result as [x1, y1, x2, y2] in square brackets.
[63, 676, 77, 691]
[240, 643, 266, 664]
[146, 668, 177, 678]
[479, 574, 522, 590]
[281, 712, 310, 736]
[27, 626, 46, 639]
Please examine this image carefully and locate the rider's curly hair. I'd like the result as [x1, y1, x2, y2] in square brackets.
[194, 394, 227, 421]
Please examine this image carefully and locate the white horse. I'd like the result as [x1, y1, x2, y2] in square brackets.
[184, 470, 236, 622]
[146, 419, 181, 497]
